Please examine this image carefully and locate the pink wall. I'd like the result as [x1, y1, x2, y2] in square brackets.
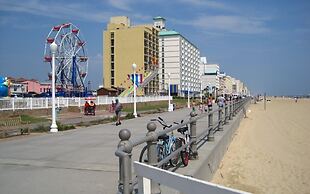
[40, 83, 51, 93]
[22, 80, 41, 93]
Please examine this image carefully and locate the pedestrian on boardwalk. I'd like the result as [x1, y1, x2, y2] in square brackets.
[207, 95, 213, 111]
[217, 94, 225, 108]
[110, 100, 115, 112]
[84, 101, 89, 115]
[115, 99, 123, 126]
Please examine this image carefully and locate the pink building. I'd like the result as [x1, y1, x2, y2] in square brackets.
[22, 80, 41, 93]
[40, 82, 52, 93]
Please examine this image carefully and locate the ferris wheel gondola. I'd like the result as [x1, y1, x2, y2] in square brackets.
[43, 23, 88, 96]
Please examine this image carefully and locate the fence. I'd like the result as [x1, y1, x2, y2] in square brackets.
[134, 162, 249, 194]
[0, 96, 171, 111]
[115, 98, 249, 194]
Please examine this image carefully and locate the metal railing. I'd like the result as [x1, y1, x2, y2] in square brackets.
[0, 96, 172, 111]
[115, 97, 250, 194]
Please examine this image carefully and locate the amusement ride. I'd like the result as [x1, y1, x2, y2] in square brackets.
[44, 23, 88, 96]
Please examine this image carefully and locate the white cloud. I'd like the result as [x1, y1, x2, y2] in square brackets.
[178, 0, 236, 11]
[107, 0, 132, 11]
[176, 15, 270, 34]
[0, 0, 112, 23]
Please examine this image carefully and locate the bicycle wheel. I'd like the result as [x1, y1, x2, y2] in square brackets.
[170, 139, 181, 167]
[180, 138, 189, 166]
[139, 145, 148, 163]
[157, 144, 168, 169]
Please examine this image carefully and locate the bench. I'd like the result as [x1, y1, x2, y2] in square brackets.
[0, 117, 30, 138]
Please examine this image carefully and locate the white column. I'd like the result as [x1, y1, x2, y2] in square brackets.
[133, 63, 137, 118]
[50, 42, 58, 132]
[168, 73, 173, 112]
[200, 82, 203, 103]
[187, 84, 190, 108]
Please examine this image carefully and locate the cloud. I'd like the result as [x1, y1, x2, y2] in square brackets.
[107, 0, 132, 11]
[176, 15, 270, 34]
[0, 0, 112, 23]
[178, 0, 236, 11]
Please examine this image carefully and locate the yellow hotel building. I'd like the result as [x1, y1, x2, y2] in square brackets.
[103, 16, 159, 96]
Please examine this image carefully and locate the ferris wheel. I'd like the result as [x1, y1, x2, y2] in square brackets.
[44, 23, 88, 96]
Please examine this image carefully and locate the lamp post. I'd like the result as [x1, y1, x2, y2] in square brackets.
[50, 42, 58, 132]
[200, 82, 203, 103]
[168, 73, 173, 112]
[132, 63, 137, 118]
[187, 84, 190, 108]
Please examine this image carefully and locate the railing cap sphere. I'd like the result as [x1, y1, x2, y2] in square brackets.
[119, 129, 131, 141]
[147, 122, 156, 132]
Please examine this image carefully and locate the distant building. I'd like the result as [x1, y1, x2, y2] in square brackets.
[200, 57, 220, 97]
[103, 16, 159, 96]
[157, 17, 200, 96]
[8, 77, 54, 96]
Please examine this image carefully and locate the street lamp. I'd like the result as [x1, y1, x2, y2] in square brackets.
[50, 42, 58, 132]
[168, 73, 173, 112]
[200, 82, 203, 103]
[132, 63, 137, 118]
[187, 84, 190, 108]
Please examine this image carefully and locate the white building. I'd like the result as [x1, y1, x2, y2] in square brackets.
[155, 17, 201, 96]
[200, 57, 220, 97]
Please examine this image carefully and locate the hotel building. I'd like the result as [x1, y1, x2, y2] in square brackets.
[155, 17, 201, 97]
[103, 16, 159, 96]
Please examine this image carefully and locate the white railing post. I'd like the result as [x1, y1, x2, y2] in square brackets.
[66, 97, 69, 107]
[45, 98, 48, 108]
[78, 97, 81, 107]
[57, 97, 60, 108]
[12, 98, 15, 111]
[30, 97, 33, 110]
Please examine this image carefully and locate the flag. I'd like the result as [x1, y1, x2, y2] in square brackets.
[130, 74, 142, 86]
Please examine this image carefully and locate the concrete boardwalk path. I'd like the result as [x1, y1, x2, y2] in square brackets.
[0, 108, 199, 194]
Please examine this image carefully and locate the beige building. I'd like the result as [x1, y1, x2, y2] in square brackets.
[103, 16, 159, 96]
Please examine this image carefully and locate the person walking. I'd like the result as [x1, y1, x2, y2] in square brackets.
[217, 94, 225, 108]
[207, 95, 213, 111]
[115, 99, 123, 126]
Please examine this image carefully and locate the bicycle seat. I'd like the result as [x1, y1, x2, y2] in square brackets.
[177, 127, 188, 133]
[158, 134, 169, 140]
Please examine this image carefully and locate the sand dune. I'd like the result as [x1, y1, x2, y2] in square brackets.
[212, 98, 310, 194]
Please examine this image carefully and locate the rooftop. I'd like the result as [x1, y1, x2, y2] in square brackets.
[153, 16, 165, 21]
[159, 30, 180, 36]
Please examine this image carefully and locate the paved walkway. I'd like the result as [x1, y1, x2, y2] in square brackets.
[0, 107, 201, 194]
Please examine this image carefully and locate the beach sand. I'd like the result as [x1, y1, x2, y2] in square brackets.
[212, 98, 310, 194]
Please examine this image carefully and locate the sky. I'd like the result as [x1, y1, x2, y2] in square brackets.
[0, 0, 309, 96]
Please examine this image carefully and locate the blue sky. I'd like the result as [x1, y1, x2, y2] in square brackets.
[0, 0, 309, 96]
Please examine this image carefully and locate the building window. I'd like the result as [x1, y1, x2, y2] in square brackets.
[111, 62, 114, 70]
[111, 32, 114, 39]
[111, 39, 114, 46]
[111, 55, 114, 62]
[111, 70, 114, 78]
[111, 78, 114, 86]
[111, 47, 114, 54]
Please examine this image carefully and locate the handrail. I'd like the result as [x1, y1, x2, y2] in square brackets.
[115, 97, 250, 194]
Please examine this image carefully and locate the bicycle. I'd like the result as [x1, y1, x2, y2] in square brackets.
[139, 117, 181, 169]
[174, 120, 190, 166]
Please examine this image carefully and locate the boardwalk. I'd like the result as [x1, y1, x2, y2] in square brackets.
[0, 108, 195, 194]
[212, 98, 310, 194]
